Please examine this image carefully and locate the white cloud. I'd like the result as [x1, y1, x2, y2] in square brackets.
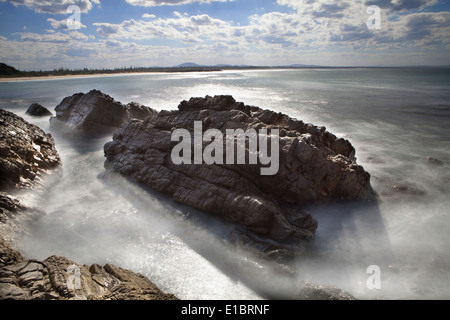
[0, 0, 101, 14]
[126, 0, 230, 7]
[0, 0, 100, 14]
[91, 2, 450, 57]
[270, 0, 450, 51]
[365, 0, 438, 11]
[1, 0, 448, 69]
[94, 14, 230, 43]
[386, 12, 450, 46]
[94, 10, 318, 52]
[277, 0, 439, 13]
[277, 0, 354, 17]
[47, 18, 87, 30]
[19, 31, 92, 43]
[142, 13, 156, 18]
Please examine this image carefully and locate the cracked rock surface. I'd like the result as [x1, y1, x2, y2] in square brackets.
[0, 237, 177, 300]
[50, 89, 158, 137]
[104, 95, 376, 258]
[0, 108, 61, 191]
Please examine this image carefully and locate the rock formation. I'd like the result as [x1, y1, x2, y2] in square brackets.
[0, 108, 60, 246]
[0, 237, 177, 300]
[26, 103, 52, 117]
[104, 95, 376, 258]
[0, 96, 364, 300]
[0, 108, 176, 300]
[50, 89, 158, 137]
[0, 108, 61, 191]
[426, 157, 444, 167]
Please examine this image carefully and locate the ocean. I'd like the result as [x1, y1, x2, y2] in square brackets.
[1, 68, 449, 300]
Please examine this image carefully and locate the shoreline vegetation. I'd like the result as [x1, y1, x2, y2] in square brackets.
[2, 62, 448, 82]
[0, 63, 223, 82]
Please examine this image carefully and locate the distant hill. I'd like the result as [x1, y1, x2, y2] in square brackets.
[173, 62, 203, 68]
[0, 63, 23, 76]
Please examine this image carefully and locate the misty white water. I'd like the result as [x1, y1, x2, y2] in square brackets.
[1, 68, 449, 300]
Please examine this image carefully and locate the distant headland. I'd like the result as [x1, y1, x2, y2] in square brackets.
[2, 62, 448, 81]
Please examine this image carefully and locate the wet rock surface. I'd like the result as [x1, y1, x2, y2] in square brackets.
[104, 95, 376, 258]
[0, 96, 363, 301]
[26, 103, 52, 117]
[0, 108, 61, 191]
[50, 89, 158, 137]
[0, 237, 177, 300]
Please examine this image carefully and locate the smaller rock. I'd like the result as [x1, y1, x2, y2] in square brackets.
[382, 183, 426, 197]
[285, 209, 318, 233]
[228, 229, 297, 261]
[366, 157, 385, 164]
[0, 283, 29, 300]
[426, 157, 444, 167]
[294, 281, 356, 300]
[26, 103, 52, 117]
[0, 235, 24, 267]
[50, 90, 158, 137]
[373, 176, 426, 198]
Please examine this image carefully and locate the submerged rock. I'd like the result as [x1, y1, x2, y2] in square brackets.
[26, 103, 52, 117]
[372, 175, 427, 198]
[0, 108, 61, 191]
[50, 89, 158, 137]
[220, 243, 356, 300]
[294, 281, 357, 300]
[426, 157, 444, 167]
[104, 95, 376, 258]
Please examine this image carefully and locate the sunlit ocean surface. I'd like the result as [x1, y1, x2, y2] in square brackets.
[1, 68, 449, 300]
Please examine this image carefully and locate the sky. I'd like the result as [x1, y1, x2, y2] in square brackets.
[0, 0, 449, 70]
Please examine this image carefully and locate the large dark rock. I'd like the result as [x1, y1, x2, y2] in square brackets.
[0, 108, 61, 191]
[104, 95, 376, 258]
[50, 89, 158, 137]
[26, 103, 52, 117]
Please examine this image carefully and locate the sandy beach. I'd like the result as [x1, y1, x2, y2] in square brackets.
[0, 69, 225, 82]
[0, 73, 138, 82]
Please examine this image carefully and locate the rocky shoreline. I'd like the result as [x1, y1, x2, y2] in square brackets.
[0, 108, 176, 300]
[0, 90, 372, 300]
[0, 237, 178, 300]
